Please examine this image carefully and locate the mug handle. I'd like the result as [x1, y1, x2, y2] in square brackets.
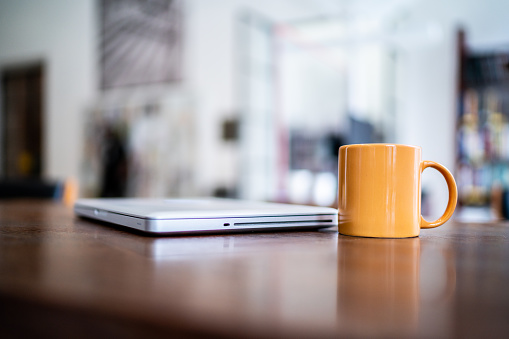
[420, 161, 458, 229]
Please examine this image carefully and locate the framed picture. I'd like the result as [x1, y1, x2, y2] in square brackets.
[100, 0, 182, 88]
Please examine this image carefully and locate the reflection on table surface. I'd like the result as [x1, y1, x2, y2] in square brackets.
[0, 200, 508, 338]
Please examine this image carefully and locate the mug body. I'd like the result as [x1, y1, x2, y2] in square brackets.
[338, 144, 422, 238]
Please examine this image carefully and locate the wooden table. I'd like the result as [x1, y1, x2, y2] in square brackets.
[1, 200, 509, 338]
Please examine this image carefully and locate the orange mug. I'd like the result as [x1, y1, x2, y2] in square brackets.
[338, 144, 457, 238]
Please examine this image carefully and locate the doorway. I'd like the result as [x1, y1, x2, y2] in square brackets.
[1, 63, 44, 178]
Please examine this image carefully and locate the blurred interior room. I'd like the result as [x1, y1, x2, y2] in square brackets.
[1, 0, 509, 222]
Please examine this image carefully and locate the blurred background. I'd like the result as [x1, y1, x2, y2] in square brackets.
[1, 0, 509, 221]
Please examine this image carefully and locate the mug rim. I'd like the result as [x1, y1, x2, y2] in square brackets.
[339, 143, 421, 150]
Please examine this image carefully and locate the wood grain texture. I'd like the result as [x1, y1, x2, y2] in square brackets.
[1, 200, 509, 338]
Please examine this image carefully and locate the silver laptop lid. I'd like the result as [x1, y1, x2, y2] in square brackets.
[75, 198, 337, 219]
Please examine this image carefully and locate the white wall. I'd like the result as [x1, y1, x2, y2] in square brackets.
[0, 0, 97, 181]
[183, 0, 238, 193]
